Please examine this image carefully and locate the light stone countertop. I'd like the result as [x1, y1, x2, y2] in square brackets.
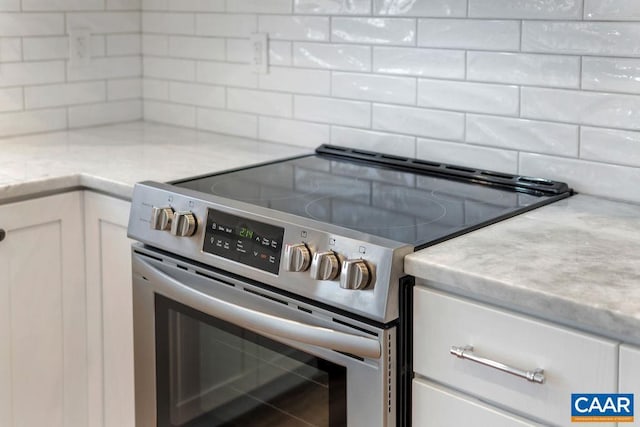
[2, 122, 639, 345]
[405, 194, 640, 346]
[0, 121, 310, 203]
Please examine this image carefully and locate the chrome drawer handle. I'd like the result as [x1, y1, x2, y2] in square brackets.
[450, 345, 545, 384]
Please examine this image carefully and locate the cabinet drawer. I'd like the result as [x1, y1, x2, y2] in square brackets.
[413, 378, 542, 427]
[413, 287, 618, 427]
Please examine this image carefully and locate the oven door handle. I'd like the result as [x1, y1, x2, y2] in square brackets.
[136, 257, 382, 359]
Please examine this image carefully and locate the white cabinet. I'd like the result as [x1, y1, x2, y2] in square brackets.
[84, 191, 134, 427]
[413, 287, 619, 427]
[0, 192, 86, 427]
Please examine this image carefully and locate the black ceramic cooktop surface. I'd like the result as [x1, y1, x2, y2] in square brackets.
[174, 150, 568, 248]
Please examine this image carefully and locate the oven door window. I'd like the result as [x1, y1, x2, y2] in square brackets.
[155, 295, 347, 427]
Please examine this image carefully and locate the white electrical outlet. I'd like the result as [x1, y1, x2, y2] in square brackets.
[69, 28, 92, 68]
[250, 32, 269, 74]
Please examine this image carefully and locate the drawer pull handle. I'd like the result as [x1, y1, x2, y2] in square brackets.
[450, 345, 545, 384]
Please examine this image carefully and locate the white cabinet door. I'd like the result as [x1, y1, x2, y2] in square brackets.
[0, 192, 86, 427]
[413, 379, 544, 427]
[84, 192, 134, 427]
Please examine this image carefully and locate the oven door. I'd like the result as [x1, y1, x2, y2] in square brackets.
[132, 248, 396, 427]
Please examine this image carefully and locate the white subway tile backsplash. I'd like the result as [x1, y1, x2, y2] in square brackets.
[197, 107, 258, 138]
[332, 72, 416, 104]
[522, 87, 640, 131]
[520, 153, 640, 203]
[227, 38, 292, 65]
[228, 0, 292, 14]
[295, 0, 370, 15]
[373, 47, 465, 79]
[198, 61, 257, 87]
[466, 114, 579, 156]
[332, 18, 416, 46]
[584, 0, 640, 20]
[228, 88, 293, 117]
[373, 104, 464, 140]
[331, 126, 416, 157]
[196, 13, 257, 37]
[0, 108, 67, 137]
[258, 116, 329, 146]
[0, 13, 64, 36]
[143, 12, 195, 35]
[36, 34, 104, 60]
[143, 78, 169, 100]
[0, 61, 66, 87]
[468, 0, 582, 19]
[293, 42, 370, 71]
[107, 34, 142, 55]
[67, 12, 141, 34]
[417, 138, 519, 173]
[169, 36, 225, 60]
[144, 57, 195, 81]
[582, 57, 640, 95]
[25, 81, 106, 109]
[418, 79, 519, 115]
[108, 78, 142, 100]
[69, 99, 142, 127]
[581, 127, 640, 168]
[168, 0, 224, 12]
[522, 22, 640, 57]
[69, 56, 142, 81]
[142, 34, 168, 55]
[22, 0, 103, 11]
[169, 81, 225, 108]
[295, 95, 370, 127]
[374, 0, 467, 17]
[0, 87, 22, 112]
[0, 37, 21, 61]
[108, 0, 142, 10]
[269, 41, 293, 66]
[0, 0, 19, 11]
[417, 19, 520, 51]
[259, 15, 329, 41]
[259, 66, 330, 94]
[142, 0, 167, 10]
[144, 100, 196, 127]
[467, 52, 580, 88]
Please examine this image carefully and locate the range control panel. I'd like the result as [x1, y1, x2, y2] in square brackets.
[203, 209, 284, 275]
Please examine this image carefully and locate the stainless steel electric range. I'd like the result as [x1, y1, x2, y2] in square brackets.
[127, 145, 572, 427]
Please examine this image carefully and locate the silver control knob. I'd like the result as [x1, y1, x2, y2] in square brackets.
[151, 207, 174, 230]
[310, 251, 340, 281]
[284, 243, 312, 272]
[340, 259, 371, 290]
[171, 211, 197, 237]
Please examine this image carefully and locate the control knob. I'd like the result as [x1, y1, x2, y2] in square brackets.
[284, 243, 311, 272]
[171, 211, 197, 237]
[310, 251, 340, 281]
[151, 207, 174, 230]
[340, 259, 371, 290]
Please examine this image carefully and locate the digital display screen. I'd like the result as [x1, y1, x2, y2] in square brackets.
[202, 209, 285, 275]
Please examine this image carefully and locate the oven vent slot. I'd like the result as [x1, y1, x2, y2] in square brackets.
[195, 270, 235, 287]
[176, 264, 188, 271]
[334, 350, 364, 362]
[297, 306, 312, 314]
[133, 250, 162, 263]
[243, 288, 288, 305]
[332, 318, 378, 337]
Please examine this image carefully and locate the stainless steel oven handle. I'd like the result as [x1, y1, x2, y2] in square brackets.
[137, 258, 382, 359]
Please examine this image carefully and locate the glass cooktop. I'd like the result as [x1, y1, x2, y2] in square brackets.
[174, 146, 571, 249]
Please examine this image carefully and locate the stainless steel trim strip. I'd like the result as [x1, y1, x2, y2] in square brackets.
[136, 256, 382, 359]
[450, 345, 545, 384]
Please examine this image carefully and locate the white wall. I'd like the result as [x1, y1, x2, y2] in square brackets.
[142, 0, 640, 203]
[0, 0, 142, 138]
